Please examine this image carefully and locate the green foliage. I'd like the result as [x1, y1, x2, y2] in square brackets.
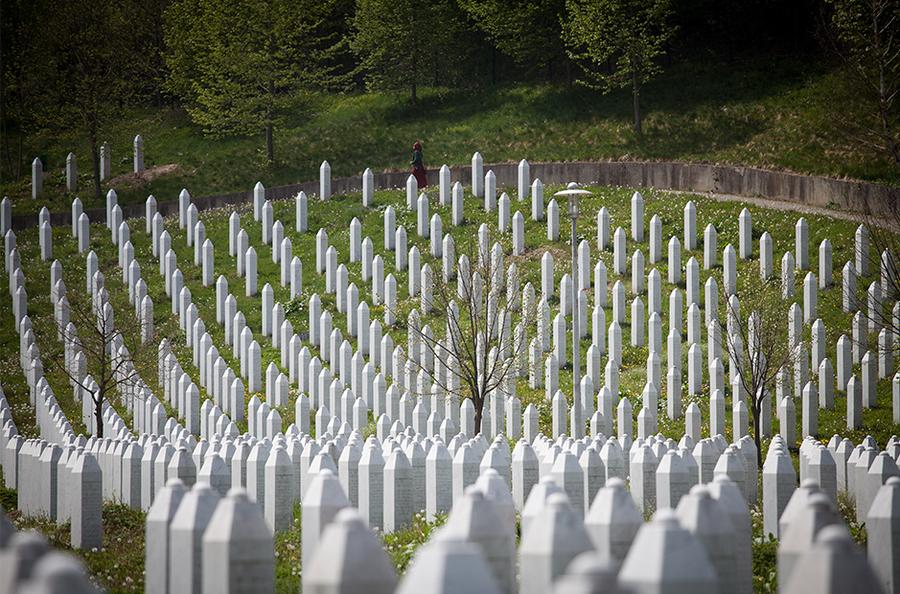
[0, 484, 16, 513]
[458, 0, 566, 71]
[825, 0, 900, 165]
[562, 0, 675, 132]
[382, 511, 447, 574]
[6, 54, 899, 214]
[1, 0, 154, 197]
[164, 0, 352, 162]
[350, 0, 469, 101]
[11, 502, 147, 593]
[751, 506, 779, 593]
[274, 503, 303, 592]
[838, 491, 868, 546]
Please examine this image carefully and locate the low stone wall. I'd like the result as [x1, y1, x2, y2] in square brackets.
[17, 160, 899, 230]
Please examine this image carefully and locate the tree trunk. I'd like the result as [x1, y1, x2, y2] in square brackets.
[89, 134, 102, 200]
[266, 77, 275, 164]
[632, 68, 642, 137]
[265, 122, 274, 164]
[473, 396, 483, 436]
[94, 392, 104, 439]
[491, 47, 497, 86]
[753, 399, 762, 468]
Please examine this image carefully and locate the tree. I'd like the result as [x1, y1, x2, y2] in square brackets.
[719, 277, 797, 468]
[824, 0, 900, 168]
[458, 0, 567, 78]
[561, 0, 675, 135]
[392, 232, 528, 434]
[858, 195, 900, 352]
[0, 0, 49, 183]
[2, 0, 164, 189]
[13, 0, 145, 200]
[351, 0, 466, 101]
[164, 0, 351, 164]
[45, 285, 156, 438]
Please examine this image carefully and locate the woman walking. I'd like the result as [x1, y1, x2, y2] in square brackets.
[411, 141, 428, 188]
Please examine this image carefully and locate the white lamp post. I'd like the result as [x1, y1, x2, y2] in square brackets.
[554, 183, 593, 409]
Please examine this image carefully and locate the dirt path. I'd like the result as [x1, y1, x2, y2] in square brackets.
[672, 190, 898, 231]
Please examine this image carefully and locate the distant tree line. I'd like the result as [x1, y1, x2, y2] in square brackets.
[1, 0, 896, 195]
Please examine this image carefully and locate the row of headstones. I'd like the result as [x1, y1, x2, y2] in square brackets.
[144, 195, 444, 445]
[22, 251, 158, 444]
[11, 216, 156, 407]
[11, 177, 896, 498]
[137, 187, 897, 471]
[10, 158, 896, 588]
[113, 175, 889, 453]
[297, 182, 897, 427]
[3, 431, 103, 550]
[5, 384, 757, 544]
[139, 376, 894, 540]
[314, 153, 890, 304]
[1, 199, 202, 554]
[0, 505, 102, 594]
[18, 150, 897, 321]
[28, 366, 891, 552]
[94, 186, 523, 460]
[28, 135, 144, 199]
[5, 358, 900, 594]
[56, 180, 896, 388]
[764, 434, 900, 594]
[385, 178, 897, 325]
[21, 171, 892, 490]
[156, 267, 897, 453]
[141, 434, 900, 594]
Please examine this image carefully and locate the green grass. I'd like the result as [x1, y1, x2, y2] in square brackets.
[4, 182, 899, 445]
[0, 485, 866, 594]
[749, 486, 869, 593]
[1, 181, 897, 591]
[8, 502, 146, 593]
[382, 511, 448, 574]
[4, 491, 444, 594]
[3, 52, 897, 216]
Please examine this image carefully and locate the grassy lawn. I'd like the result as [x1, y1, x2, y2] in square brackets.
[1, 181, 896, 592]
[2, 53, 896, 216]
[1, 489, 443, 594]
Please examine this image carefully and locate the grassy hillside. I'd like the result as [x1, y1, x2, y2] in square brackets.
[2, 183, 892, 593]
[2, 53, 895, 216]
[4, 184, 898, 448]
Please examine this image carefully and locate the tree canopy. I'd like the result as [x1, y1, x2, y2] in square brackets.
[562, 0, 675, 135]
[457, 0, 567, 75]
[351, 0, 472, 101]
[164, 0, 352, 163]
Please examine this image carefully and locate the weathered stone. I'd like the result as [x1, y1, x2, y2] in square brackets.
[202, 487, 275, 594]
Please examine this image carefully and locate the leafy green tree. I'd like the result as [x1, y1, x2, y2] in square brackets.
[47, 1, 145, 199]
[562, 0, 675, 135]
[351, 0, 465, 101]
[825, 0, 900, 168]
[164, 0, 350, 163]
[458, 0, 567, 77]
[1, 0, 148, 197]
[1, 0, 47, 182]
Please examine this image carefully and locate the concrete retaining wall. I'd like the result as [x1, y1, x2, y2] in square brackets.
[16, 160, 899, 230]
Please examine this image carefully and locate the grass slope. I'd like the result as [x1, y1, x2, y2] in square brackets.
[1, 182, 896, 593]
[3, 53, 896, 216]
